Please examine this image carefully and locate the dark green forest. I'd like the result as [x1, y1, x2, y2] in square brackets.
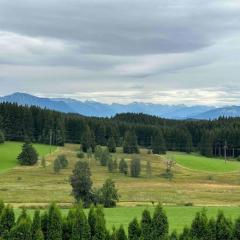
[1, 103, 240, 158]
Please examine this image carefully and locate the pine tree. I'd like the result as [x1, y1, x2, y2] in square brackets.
[0, 200, 4, 216]
[119, 158, 128, 175]
[130, 158, 141, 178]
[0, 204, 15, 239]
[190, 209, 209, 240]
[169, 230, 178, 240]
[128, 217, 141, 240]
[141, 209, 152, 240]
[0, 130, 4, 144]
[31, 210, 44, 240]
[107, 157, 114, 172]
[116, 225, 127, 240]
[81, 125, 96, 153]
[216, 211, 233, 240]
[70, 161, 93, 206]
[151, 204, 169, 240]
[152, 131, 166, 154]
[88, 205, 97, 239]
[17, 142, 39, 165]
[9, 218, 32, 240]
[108, 137, 116, 153]
[71, 205, 90, 240]
[47, 203, 62, 240]
[93, 206, 107, 240]
[41, 211, 48, 240]
[123, 131, 139, 154]
[234, 217, 240, 240]
[207, 218, 216, 240]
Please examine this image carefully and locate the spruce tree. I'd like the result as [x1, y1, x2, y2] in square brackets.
[215, 211, 233, 240]
[9, 218, 32, 240]
[128, 217, 141, 240]
[130, 158, 141, 178]
[152, 131, 166, 154]
[70, 161, 93, 206]
[151, 204, 169, 240]
[0, 200, 4, 216]
[41, 211, 48, 240]
[81, 125, 96, 153]
[71, 205, 90, 240]
[107, 157, 114, 172]
[169, 230, 178, 240]
[100, 148, 111, 166]
[31, 210, 44, 240]
[207, 218, 216, 240]
[88, 205, 97, 239]
[93, 206, 107, 240]
[108, 137, 116, 153]
[123, 131, 139, 154]
[234, 217, 240, 240]
[47, 203, 62, 240]
[116, 225, 127, 240]
[141, 209, 152, 240]
[53, 158, 62, 174]
[0, 204, 15, 238]
[17, 142, 39, 165]
[190, 209, 209, 240]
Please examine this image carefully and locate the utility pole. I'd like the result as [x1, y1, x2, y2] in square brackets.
[224, 140, 227, 164]
[49, 129, 52, 154]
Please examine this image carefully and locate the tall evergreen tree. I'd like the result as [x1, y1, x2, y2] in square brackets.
[119, 158, 128, 175]
[93, 206, 107, 240]
[130, 158, 141, 178]
[141, 209, 152, 240]
[81, 125, 96, 153]
[0, 204, 15, 239]
[215, 211, 233, 240]
[128, 217, 141, 240]
[17, 142, 39, 165]
[9, 218, 32, 240]
[88, 205, 97, 239]
[108, 137, 116, 153]
[151, 204, 169, 240]
[31, 210, 44, 240]
[123, 130, 139, 154]
[234, 217, 240, 240]
[0, 130, 4, 144]
[116, 225, 127, 240]
[152, 131, 166, 154]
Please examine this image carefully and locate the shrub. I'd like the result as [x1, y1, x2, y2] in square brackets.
[77, 152, 85, 158]
[17, 142, 38, 166]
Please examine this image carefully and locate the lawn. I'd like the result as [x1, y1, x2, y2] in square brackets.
[0, 141, 56, 173]
[14, 206, 240, 233]
[170, 152, 240, 173]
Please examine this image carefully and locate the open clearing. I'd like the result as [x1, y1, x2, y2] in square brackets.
[171, 152, 240, 173]
[0, 141, 56, 173]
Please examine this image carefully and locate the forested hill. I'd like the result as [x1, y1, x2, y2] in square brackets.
[1, 102, 240, 158]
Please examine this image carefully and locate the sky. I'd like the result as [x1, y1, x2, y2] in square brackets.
[0, 0, 240, 106]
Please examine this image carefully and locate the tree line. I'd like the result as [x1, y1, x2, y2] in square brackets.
[0, 201, 239, 240]
[1, 103, 240, 157]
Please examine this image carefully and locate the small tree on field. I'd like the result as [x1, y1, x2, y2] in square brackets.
[151, 131, 166, 154]
[0, 130, 5, 144]
[107, 157, 114, 172]
[94, 146, 103, 161]
[81, 125, 96, 153]
[130, 158, 141, 178]
[70, 161, 93, 206]
[119, 158, 128, 175]
[113, 159, 118, 172]
[100, 148, 111, 166]
[57, 155, 68, 168]
[107, 137, 116, 153]
[99, 179, 119, 208]
[87, 147, 93, 159]
[17, 142, 38, 166]
[53, 158, 62, 174]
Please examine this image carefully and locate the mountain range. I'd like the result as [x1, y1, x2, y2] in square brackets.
[1, 92, 240, 120]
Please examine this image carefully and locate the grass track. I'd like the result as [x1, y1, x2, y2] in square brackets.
[170, 152, 240, 173]
[0, 141, 56, 173]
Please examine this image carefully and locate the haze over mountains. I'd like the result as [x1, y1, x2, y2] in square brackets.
[1, 92, 240, 120]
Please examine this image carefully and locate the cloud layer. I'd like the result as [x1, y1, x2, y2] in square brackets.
[0, 0, 240, 105]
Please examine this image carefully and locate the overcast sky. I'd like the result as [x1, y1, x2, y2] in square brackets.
[0, 0, 240, 105]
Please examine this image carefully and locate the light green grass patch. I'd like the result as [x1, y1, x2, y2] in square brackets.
[170, 152, 240, 173]
[0, 141, 56, 172]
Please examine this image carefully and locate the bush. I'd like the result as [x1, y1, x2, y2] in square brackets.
[57, 155, 68, 168]
[77, 152, 85, 158]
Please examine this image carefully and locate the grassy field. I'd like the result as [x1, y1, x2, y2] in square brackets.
[170, 152, 240, 172]
[0, 143, 239, 206]
[14, 206, 240, 233]
[0, 141, 56, 173]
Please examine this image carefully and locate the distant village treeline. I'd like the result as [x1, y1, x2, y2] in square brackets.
[0, 102, 240, 158]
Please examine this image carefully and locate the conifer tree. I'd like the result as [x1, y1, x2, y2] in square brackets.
[151, 204, 169, 240]
[71, 205, 90, 240]
[234, 217, 240, 240]
[0, 200, 4, 216]
[128, 217, 141, 240]
[93, 206, 107, 240]
[0, 130, 4, 144]
[108, 137, 116, 153]
[9, 218, 32, 240]
[31, 210, 44, 240]
[47, 203, 62, 240]
[94, 146, 103, 161]
[207, 218, 216, 240]
[141, 209, 152, 240]
[123, 130, 139, 154]
[88, 205, 97, 239]
[107, 157, 114, 172]
[41, 211, 48, 240]
[152, 131, 166, 154]
[215, 211, 233, 240]
[81, 125, 96, 153]
[169, 230, 178, 240]
[17, 142, 38, 165]
[53, 158, 62, 174]
[100, 148, 111, 166]
[116, 225, 127, 240]
[0, 204, 15, 238]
